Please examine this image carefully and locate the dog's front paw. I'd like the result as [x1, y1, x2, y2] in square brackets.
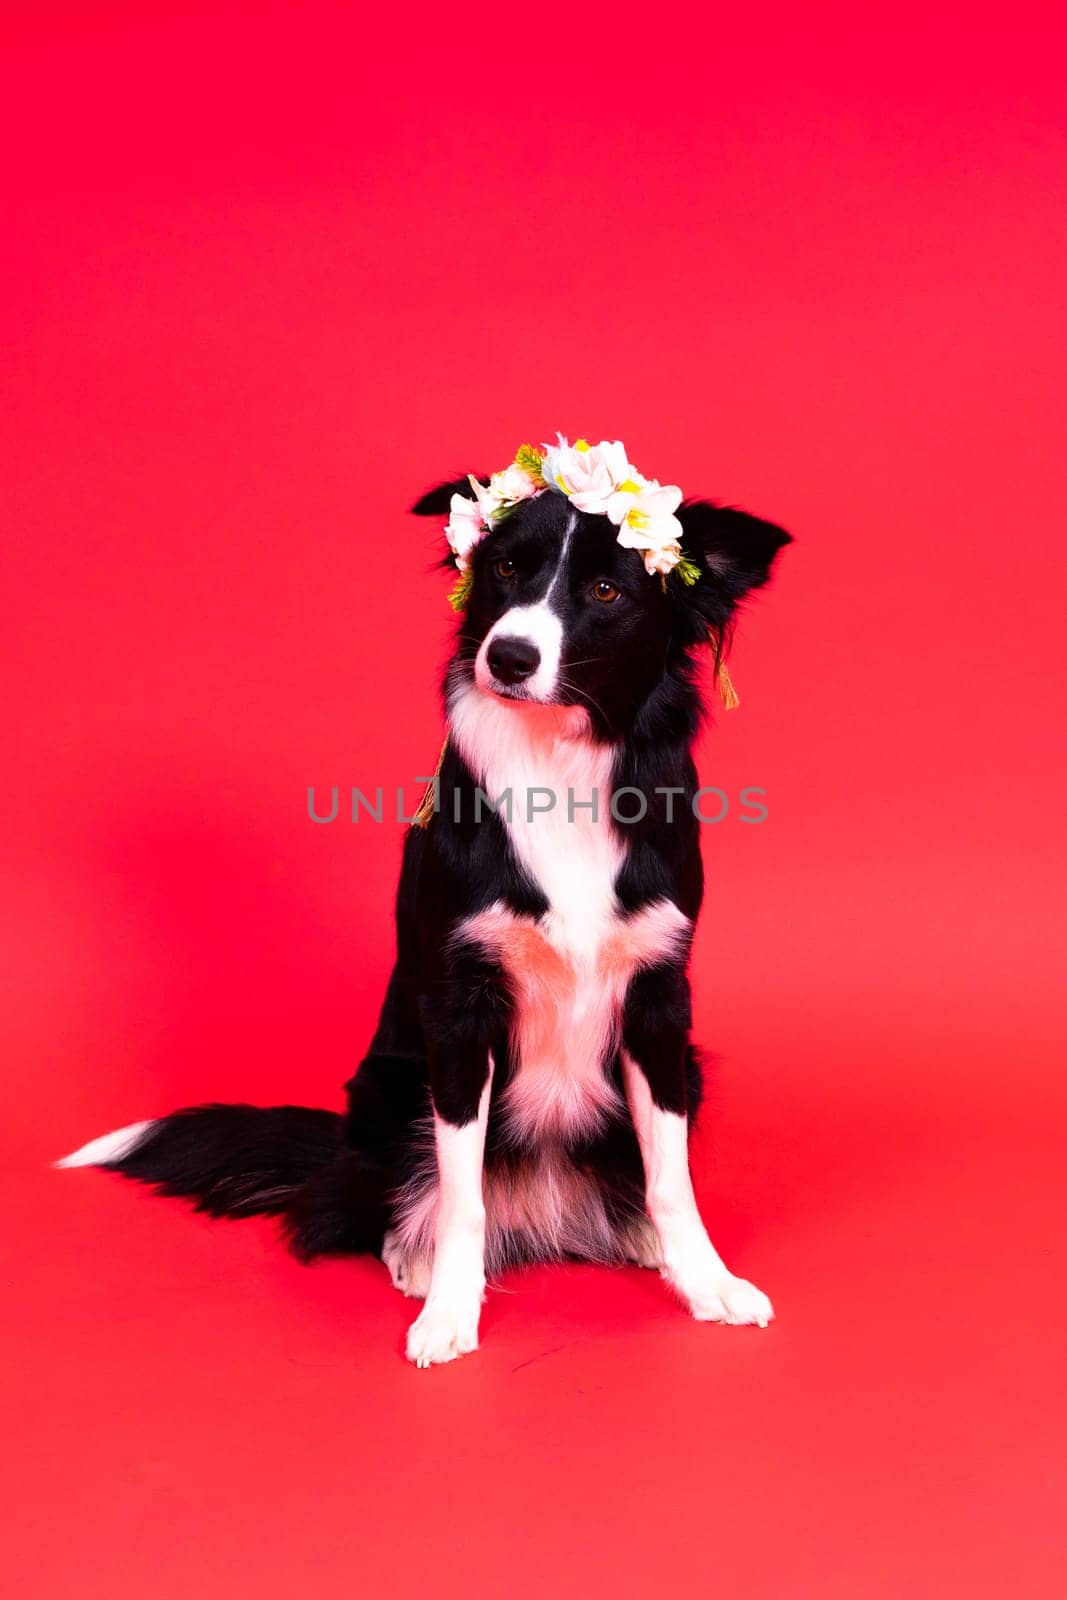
[405, 1297, 482, 1368]
[686, 1274, 774, 1328]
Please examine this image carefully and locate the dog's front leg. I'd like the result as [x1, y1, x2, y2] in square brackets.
[405, 1067, 491, 1368]
[405, 965, 495, 1368]
[622, 966, 774, 1328]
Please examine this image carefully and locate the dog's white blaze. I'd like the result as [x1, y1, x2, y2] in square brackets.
[474, 510, 576, 701]
[449, 683, 690, 1148]
[621, 1052, 774, 1328]
[55, 1120, 155, 1169]
[406, 1073, 492, 1368]
[476, 602, 564, 701]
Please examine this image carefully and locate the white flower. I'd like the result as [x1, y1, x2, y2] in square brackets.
[444, 490, 486, 573]
[489, 462, 540, 505]
[608, 479, 685, 576]
[641, 540, 683, 576]
[465, 473, 500, 530]
[540, 433, 631, 515]
[466, 463, 540, 530]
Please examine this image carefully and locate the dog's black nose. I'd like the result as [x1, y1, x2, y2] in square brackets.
[487, 637, 540, 685]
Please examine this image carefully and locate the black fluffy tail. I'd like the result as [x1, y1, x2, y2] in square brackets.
[58, 1104, 389, 1260]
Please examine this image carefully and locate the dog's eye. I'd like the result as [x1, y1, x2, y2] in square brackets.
[494, 558, 517, 580]
[591, 579, 621, 604]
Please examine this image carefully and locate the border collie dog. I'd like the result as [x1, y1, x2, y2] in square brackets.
[60, 439, 791, 1366]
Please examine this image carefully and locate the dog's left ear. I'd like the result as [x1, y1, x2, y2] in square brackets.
[410, 477, 485, 517]
[675, 501, 793, 633]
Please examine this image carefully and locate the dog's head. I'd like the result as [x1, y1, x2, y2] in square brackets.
[412, 468, 791, 739]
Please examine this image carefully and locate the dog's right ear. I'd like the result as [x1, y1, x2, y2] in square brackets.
[410, 478, 485, 516]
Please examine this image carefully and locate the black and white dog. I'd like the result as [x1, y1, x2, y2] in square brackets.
[60, 441, 791, 1366]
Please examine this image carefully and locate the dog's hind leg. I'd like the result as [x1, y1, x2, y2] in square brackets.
[381, 1230, 432, 1299]
[619, 1215, 663, 1269]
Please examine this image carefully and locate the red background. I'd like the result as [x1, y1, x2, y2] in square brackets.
[4, 5, 1066, 1596]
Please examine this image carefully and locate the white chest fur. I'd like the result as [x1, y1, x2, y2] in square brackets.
[448, 687, 689, 1141]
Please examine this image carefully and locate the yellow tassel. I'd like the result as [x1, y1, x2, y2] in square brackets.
[412, 737, 448, 828]
[716, 660, 740, 711]
[709, 628, 740, 711]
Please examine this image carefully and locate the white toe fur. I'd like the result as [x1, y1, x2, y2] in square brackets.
[406, 1296, 482, 1368]
[687, 1274, 775, 1328]
[55, 1120, 155, 1169]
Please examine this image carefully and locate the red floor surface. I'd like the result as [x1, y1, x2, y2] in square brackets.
[4, 6, 1066, 1597]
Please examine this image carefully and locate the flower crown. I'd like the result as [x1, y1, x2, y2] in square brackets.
[443, 434, 700, 610]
